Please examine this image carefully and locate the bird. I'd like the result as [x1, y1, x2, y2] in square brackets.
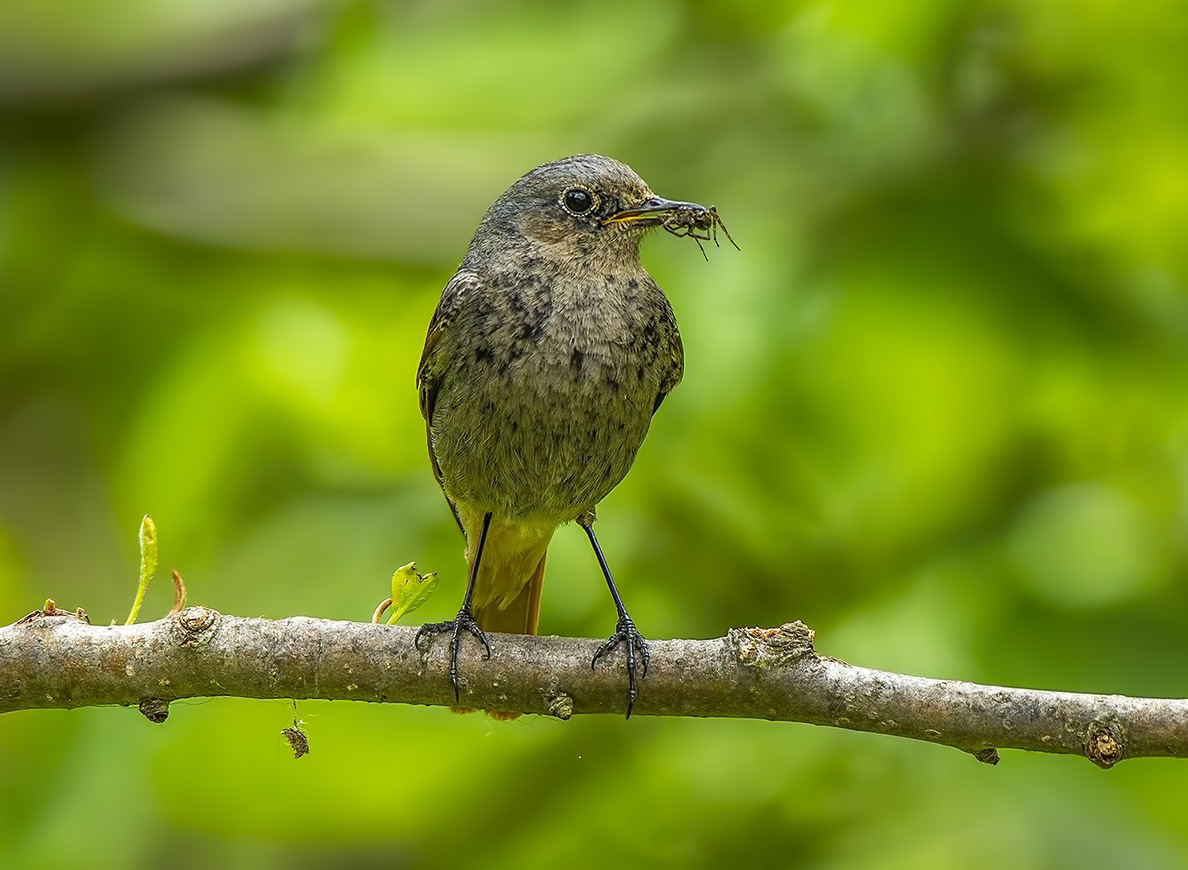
[415, 153, 710, 716]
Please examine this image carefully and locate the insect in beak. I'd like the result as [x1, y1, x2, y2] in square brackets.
[606, 197, 738, 260]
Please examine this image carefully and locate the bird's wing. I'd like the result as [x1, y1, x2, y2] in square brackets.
[416, 270, 481, 492]
[652, 312, 685, 415]
[417, 270, 481, 423]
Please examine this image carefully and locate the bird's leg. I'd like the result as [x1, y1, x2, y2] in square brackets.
[578, 510, 650, 718]
[415, 511, 493, 701]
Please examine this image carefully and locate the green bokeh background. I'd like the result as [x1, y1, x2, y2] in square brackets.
[3, 0, 1188, 867]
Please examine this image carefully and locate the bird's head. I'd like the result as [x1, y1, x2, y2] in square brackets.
[465, 154, 706, 268]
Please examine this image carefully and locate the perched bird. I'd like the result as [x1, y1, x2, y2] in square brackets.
[415, 154, 714, 715]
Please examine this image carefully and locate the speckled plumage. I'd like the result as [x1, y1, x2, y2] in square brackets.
[417, 154, 684, 635]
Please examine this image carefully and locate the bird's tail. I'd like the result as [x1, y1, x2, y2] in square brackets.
[473, 551, 546, 635]
[452, 517, 551, 718]
[461, 545, 547, 720]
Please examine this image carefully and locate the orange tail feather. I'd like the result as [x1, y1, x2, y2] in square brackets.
[455, 535, 549, 720]
[473, 551, 546, 635]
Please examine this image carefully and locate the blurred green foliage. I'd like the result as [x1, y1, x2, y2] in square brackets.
[3, 0, 1188, 867]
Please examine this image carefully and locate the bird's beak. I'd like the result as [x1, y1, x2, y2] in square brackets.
[603, 195, 706, 226]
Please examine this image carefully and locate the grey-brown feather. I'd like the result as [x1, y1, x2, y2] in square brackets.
[417, 155, 684, 528]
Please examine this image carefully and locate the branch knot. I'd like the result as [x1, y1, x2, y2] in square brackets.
[138, 698, 169, 723]
[1085, 718, 1124, 769]
[728, 621, 817, 669]
[170, 606, 219, 647]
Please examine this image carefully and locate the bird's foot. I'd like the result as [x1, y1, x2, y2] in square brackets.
[415, 605, 491, 701]
[592, 615, 650, 718]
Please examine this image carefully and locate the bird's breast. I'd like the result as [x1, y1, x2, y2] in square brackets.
[431, 270, 675, 521]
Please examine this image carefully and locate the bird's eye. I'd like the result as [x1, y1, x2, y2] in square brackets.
[562, 187, 597, 215]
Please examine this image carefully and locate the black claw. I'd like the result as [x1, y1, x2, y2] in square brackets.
[592, 616, 650, 717]
[416, 606, 490, 701]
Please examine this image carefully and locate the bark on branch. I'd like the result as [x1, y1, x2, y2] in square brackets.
[2, 606, 1184, 768]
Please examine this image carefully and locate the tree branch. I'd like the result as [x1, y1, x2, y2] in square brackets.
[2, 606, 1184, 767]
